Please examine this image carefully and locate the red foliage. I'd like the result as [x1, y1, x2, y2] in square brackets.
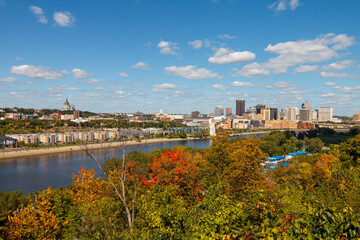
[141, 149, 202, 201]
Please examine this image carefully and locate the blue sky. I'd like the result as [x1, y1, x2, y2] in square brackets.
[0, 0, 360, 115]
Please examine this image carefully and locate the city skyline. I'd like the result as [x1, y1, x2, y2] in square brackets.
[1, 1, 360, 115]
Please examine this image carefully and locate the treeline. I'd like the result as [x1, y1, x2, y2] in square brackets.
[1, 131, 360, 239]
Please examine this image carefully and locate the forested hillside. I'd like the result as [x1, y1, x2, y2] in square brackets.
[1, 131, 360, 239]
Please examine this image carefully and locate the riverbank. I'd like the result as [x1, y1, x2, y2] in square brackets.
[0, 131, 270, 160]
[0, 138, 191, 160]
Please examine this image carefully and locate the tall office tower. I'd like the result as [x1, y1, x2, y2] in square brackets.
[236, 99, 245, 116]
[318, 107, 333, 122]
[191, 111, 200, 118]
[299, 100, 313, 122]
[256, 104, 266, 114]
[225, 107, 232, 116]
[73, 110, 82, 119]
[214, 107, 224, 116]
[313, 110, 319, 121]
[261, 108, 271, 120]
[287, 107, 298, 121]
[279, 109, 287, 120]
[270, 108, 278, 120]
[246, 107, 257, 114]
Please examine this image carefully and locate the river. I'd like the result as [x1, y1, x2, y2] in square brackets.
[0, 134, 265, 193]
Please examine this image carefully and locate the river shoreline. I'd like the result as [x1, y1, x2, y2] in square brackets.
[0, 131, 270, 160]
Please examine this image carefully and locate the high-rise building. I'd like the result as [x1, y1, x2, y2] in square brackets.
[286, 107, 298, 121]
[261, 108, 271, 121]
[236, 100, 245, 116]
[73, 110, 82, 119]
[225, 107, 232, 116]
[246, 107, 257, 114]
[318, 107, 333, 122]
[270, 108, 278, 120]
[191, 111, 200, 118]
[299, 100, 312, 122]
[214, 107, 224, 116]
[256, 104, 266, 114]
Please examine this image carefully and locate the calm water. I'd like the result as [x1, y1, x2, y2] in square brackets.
[0, 134, 264, 193]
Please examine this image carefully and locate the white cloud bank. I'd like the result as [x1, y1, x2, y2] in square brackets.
[72, 68, 92, 79]
[53, 11, 76, 27]
[29, 6, 48, 24]
[321, 60, 355, 71]
[158, 41, 180, 55]
[164, 65, 223, 80]
[153, 83, 177, 93]
[236, 33, 355, 77]
[0, 77, 15, 83]
[188, 40, 203, 49]
[10, 65, 67, 80]
[268, 0, 300, 11]
[209, 48, 255, 64]
[131, 62, 151, 70]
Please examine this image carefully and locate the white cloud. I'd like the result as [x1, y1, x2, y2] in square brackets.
[29, 5, 43, 15]
[321, 60, 355, 71]
[0, 77, 15, 83]
[26, 81, 35, 85]
[133, 83, 143, 87]
[321, 93, 336, 98]
[273, 81, 296, 89]
[16, 57, 24, 61]
[289, 0, 300, 9]
[164, 65, 223, 80]
[211, 84, 229, 90]
[317, 33, 355, 50]
[65, 87, 79, 91]
[325, 82, 336, 86]
[131, 61, 151, 70]
[115, 89, 126, 95]
[10, 65, 66, 80]
[85, 78, 104, 84]
[268, 0, 300, 11]
[29, 6, 48, 24]
[153, 83, 177, 93]
[72, 68, 91, 79]
[231, 81, 255, 87]
[231, 62, 270, 78]
[262, 33, 354, 74]
[10, 92, 18, 96]
[49, 85, 79, 94]
[217, 34, 237, 40]
[294, 65, 318, 73]
[320, 72, 354, 78]
[188, 40, 203, 49]
[157, 41, 180, 55]
[93, 86, 104, 91]
[333, 85, 360, 94]
[118, 72, 129, 78]
[53, 11, 75, 27]
[208, 48, 255, 64]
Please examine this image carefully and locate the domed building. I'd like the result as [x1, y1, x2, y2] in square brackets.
[61, 99, 75, 111]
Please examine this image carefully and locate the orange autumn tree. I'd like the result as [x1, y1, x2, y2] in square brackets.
[7, 188, 61, 240]
[141, 149, 203, 203]
[68, 166, 109, 205]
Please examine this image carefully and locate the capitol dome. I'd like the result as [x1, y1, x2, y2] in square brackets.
[61, 99, 75, 111]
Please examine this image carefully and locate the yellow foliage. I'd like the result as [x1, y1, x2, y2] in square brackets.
[7, 188, 61, 240]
